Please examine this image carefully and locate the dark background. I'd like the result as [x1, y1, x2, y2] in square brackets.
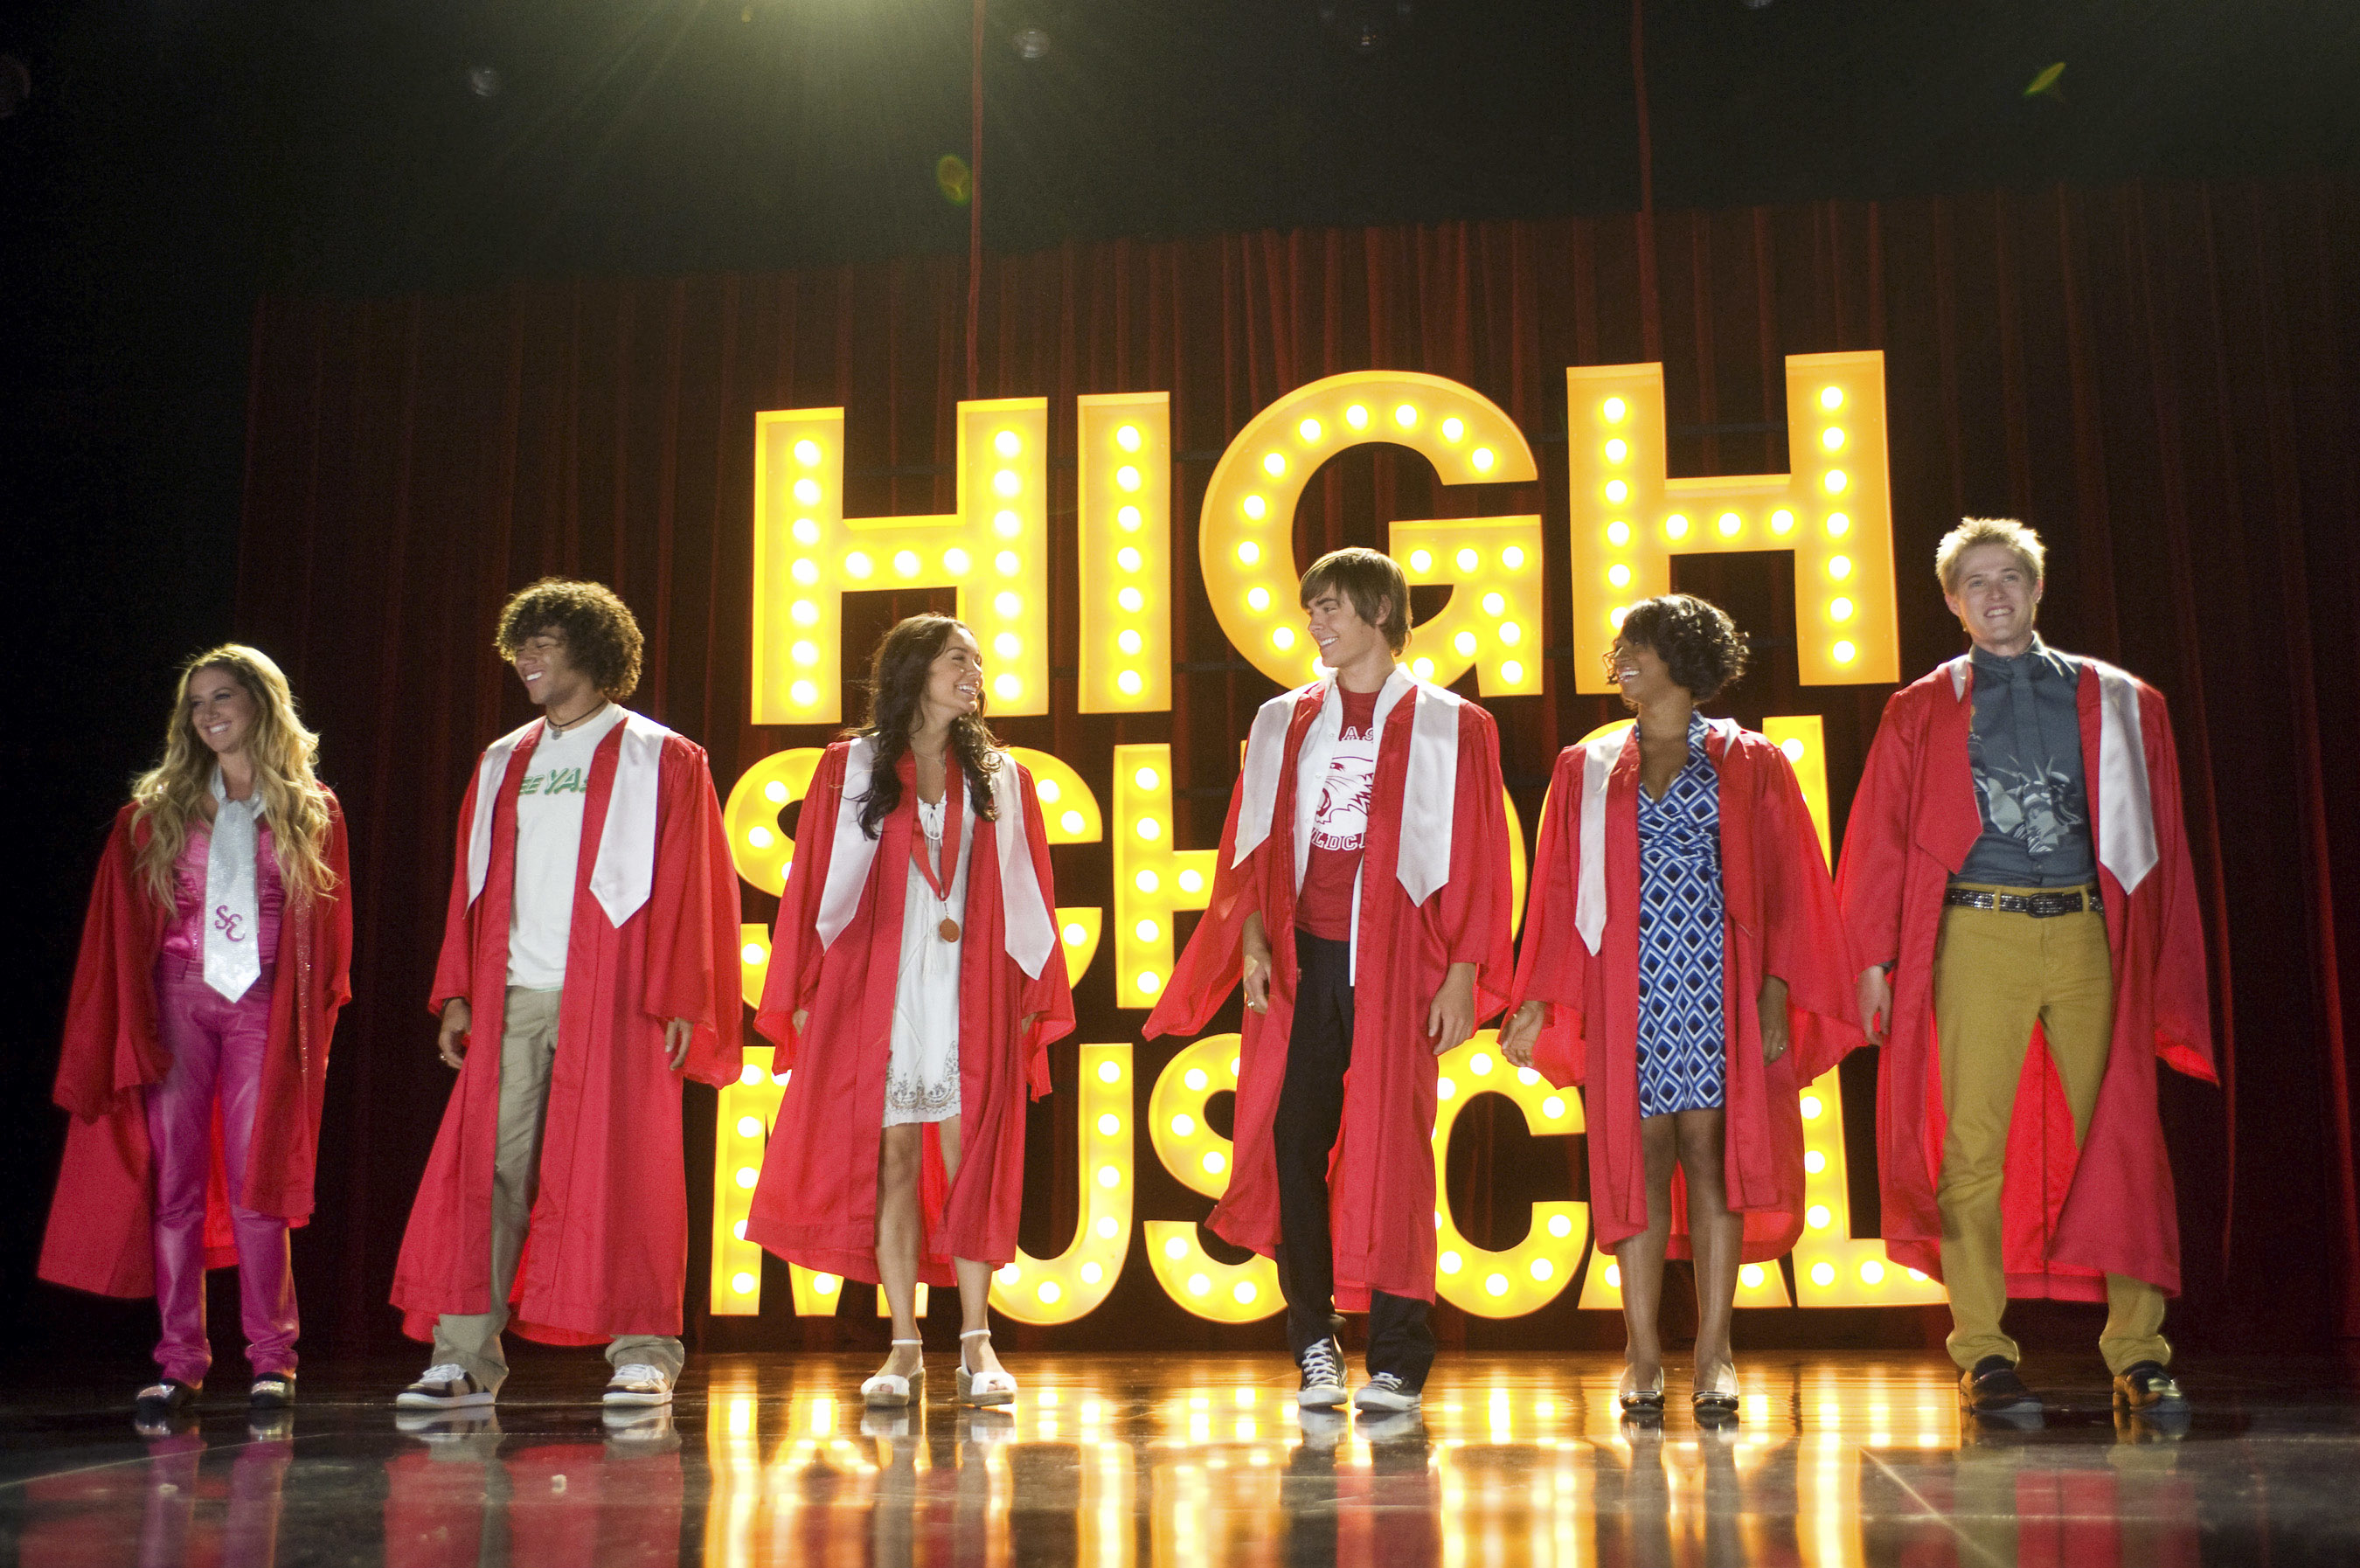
[3, 0, 2356, 1364]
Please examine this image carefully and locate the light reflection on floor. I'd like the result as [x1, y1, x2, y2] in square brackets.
[8, 1352, 2357, 1566]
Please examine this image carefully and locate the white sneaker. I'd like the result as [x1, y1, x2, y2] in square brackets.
[397, 1364, 496, 1409]
[1296, 1338, 1347, 1410]
[604, 1363, 674, 1406]
[1352, 1372, 1420, 1413]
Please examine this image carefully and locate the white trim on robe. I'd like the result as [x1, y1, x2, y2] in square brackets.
[1572, 718, 1740, 956]
[466, 708, 672, 928]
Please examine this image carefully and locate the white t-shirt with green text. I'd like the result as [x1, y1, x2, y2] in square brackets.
[507, 704, 628, 990]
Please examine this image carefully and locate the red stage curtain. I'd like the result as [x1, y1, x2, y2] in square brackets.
[236, 177, 2360, 1349]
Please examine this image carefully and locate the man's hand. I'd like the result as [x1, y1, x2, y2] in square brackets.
[1498, 1001, 1545, 1068]
[792, 1009, 809, 1035]
[1426, 962, 1478, 1057]
[664, 1017, 695, 1071]
[1240, 911, 1273, 1016]
[1857, 965, 1893, 1047]
[1759, 975, 1791, 1066]
[437, 998, 471, 1070]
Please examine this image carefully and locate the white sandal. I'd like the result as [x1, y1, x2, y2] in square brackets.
[955, 1329, 1016, 1406]
[862, 1340, 926, 1408]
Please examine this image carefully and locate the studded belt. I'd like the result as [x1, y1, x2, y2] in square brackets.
[1943, 885, 2102, 919]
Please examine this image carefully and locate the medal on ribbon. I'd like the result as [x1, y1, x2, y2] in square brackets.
[913, 775, 964, 942]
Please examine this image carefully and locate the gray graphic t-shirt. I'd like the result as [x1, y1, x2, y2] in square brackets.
[1953, 638, 2096, 889]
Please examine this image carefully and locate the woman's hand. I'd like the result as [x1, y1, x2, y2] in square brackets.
[1759, 975, 1791, 1066]
[1498, 1001, 1546, 1068]
[665, 1017, 695, 1070]
[436, 998, 471, 1069]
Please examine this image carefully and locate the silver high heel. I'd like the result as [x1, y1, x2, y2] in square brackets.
[955, 1329, 1017, 1406]
[1617, 1363, 1666, 1416]
[1692, 1361, 1739, 1421]
[862, 1340, 926, 1408]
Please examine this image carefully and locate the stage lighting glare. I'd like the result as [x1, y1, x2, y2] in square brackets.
[1115, 424, 1142, 451]
[1454, 631, 1476, 656]
[1012, 26, 1050, 59]
[996, 590, 1023, 614]
[794, 438, 822, 465]
[1237, 541, 1260, 565]
[1472, 447, 1495, 471]
[793, 477, 822, 505]
[1117, 587, 1143, 612]
[1666, 514, 1690, 539]
[1117, 465, 1142, 491]
[1482, 592, 1505, 615]
[1606, 521, 1631, 547]
[994, 469, 1022, 496]
[790, 559, 817, 585]
[1116, 546, 1142, 572]
[1829, 556, 1853, 579]
[1608, 564, 1632, 588]
[994, 633, 1020, 657]
[1824, 468, 1849, 494]
[997, 550, 1022, 574]
[1827, 512, 1851, 537]
[1299, 417, 1322, 442]
[1605, 439, 1628, 462]
[1242, 495, 1267, 520]
[1833, 640, 1857, 663]
[1821, 385, 1843, 410]
[994, 674, 1020, 699]
[791, 518, 819, 545]
[1718, 512, 1741, 537]
[1413, 656, 1435, 679]
[1822, 427, 1846, 452]
[995, 429, 1022, 457]
[1409, 548, 1433, 572]
[1118, 629, 1143, 654]
[893, 551, 920, 577]
[1501, 660, 1523, 683]
[1781, 738, 1807, 763]
[1530, 1258, 1552, 1281]
[1604, 480, 1629, 503]
[1178, 869, 1203, 892]
[1037, 777, 1061, 802]
[1440, 416, 1465, 442]
[739, 943, 765, 967]
[1262, 452, 1286, 478]
[1455, 547, 1479, 572]
[1772, 509, 1795, 533]
[1830, 597, 1855, 621]
[790, 680, 816, 705]
[1272, 626, 1295, 649]
[1503, 545, 1525, 568]
[1080, 1261, 1104, 1284]
[1116, 505, 1142, 531]
[943, 547, 970, 574]
[1246, 587, 1270, 612]
[1345, 404, 1369, 427]
[1116, 670, 1142, 696]
[994, 509, 1022, 537]
[1394, 404, 1419, 427]
[845, 552, 873, 579]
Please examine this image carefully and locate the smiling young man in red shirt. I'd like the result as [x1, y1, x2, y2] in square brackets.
[1149, 548, 1515, 1417]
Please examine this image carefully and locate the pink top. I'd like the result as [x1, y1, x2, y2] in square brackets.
[161, 819, 287, 968]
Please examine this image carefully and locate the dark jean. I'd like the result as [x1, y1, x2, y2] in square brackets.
[1274, 929, 1437, 1390]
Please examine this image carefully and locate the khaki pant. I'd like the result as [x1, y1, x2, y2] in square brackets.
[1933, 888, 2169, 1375]
[430, 987, 684, 1391]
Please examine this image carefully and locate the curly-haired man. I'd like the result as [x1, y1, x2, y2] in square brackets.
[393, 578, 743, 1413]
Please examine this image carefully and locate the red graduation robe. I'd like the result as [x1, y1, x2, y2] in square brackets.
[1836, 655, 2215, 1299]
[1145, 681, 1516, 1308]
[392, 719, 743, 1344]
[40, 799, 354, 1296]
[748, 743, 1075, 1286]
[1510, 724, 1860, 1262]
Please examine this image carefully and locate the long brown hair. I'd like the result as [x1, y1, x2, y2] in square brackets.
[851, 615, 1003, 840]
[130, 645, 339, 910]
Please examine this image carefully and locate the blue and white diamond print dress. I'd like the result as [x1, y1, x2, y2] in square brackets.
[1635, 713, 1725, 1118]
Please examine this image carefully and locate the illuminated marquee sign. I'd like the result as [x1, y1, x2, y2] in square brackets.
[716, 357, 1934, 1322]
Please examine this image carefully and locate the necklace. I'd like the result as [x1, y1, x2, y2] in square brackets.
[912, 785, 964, 942]
[545, 700, 608, 736]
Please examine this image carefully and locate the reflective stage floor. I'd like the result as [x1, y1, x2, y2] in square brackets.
[5, 1351, 2357, 1566]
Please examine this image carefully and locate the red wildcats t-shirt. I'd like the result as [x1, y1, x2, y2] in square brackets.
[1295, 687, 1382, 941]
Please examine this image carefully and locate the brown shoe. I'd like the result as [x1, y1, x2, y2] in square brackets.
[2111, 1361, 2188, 1415]
[1959, 1356, 2043, 1418]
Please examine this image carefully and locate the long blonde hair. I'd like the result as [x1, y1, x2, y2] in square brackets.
[130, 645, 338, 911]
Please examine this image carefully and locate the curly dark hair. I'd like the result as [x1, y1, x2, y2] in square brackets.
[1614, 594, 1750, 702]
[851, 614, 1003, 840]
[495, 579, 645, 700]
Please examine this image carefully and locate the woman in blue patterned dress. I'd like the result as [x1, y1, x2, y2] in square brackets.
[1503, 596, 1861, 1422]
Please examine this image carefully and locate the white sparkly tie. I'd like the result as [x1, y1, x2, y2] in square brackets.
[203, 769, 264, 1002]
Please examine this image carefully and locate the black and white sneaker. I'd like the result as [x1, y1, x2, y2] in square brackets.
[1296, 1338, 1347, 1410]
[397, 1363, 496, 1409]
[1352, 1372, 1420, 1414]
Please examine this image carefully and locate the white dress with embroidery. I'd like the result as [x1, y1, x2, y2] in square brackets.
[883, 791, 974, 1126]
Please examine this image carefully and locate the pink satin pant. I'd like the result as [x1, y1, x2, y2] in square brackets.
[146, 956, 299, 1386]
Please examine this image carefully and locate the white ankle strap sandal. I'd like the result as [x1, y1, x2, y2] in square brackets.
[955, 1329, 1017, 1406]
[862, 1339, 927, 1408]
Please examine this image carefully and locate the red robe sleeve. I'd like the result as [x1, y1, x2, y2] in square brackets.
[1144, 767, 1258, 1040]
[52, 808, 170, 1121]
[428, 772, 482, 1019]
[1439, 703, 1517, 1023]
[1009, 761, 1076, 1096]
[753, 741, 849, 1063]
[2134, 685, 2216, 1084]
[639, 736, 746, 1089]
[1752, 739, 1863, 1084]
[1509, 745, 1593, 1090]
[1834, 686, 1926, 976]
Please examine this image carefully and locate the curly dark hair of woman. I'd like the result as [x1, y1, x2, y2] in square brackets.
[1615, 593, 1751, 703]
[852, 614, 1004, 841]
[494, 578, 645, 701]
